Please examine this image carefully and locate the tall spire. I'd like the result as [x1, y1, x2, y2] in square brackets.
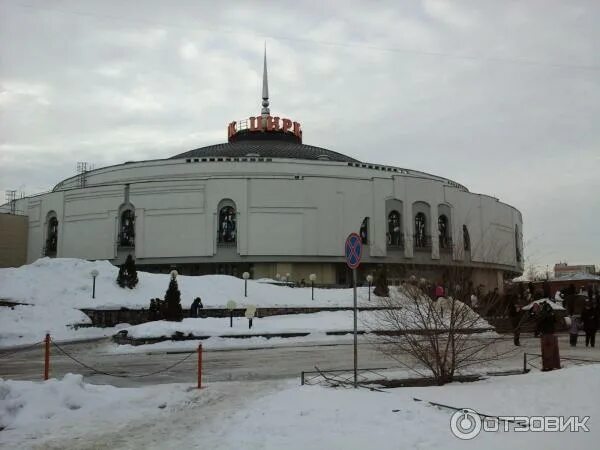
[261, 43, 270, 116]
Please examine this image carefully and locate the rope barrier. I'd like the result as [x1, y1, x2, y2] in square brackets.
[526, 353, 600, 364]
[0, 341, 44, 359]
[51, 340, 196, 378]
[412, 398, 526, 425]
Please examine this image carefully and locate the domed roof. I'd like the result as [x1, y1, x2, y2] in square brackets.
[170, 140, 360, 163]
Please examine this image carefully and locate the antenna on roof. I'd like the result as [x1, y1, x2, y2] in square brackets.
[261, 42, 270, 117]
[77, 162, 93, 188]
[5, 190, 16, 214]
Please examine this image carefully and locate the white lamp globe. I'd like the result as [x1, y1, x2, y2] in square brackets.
[366, 274, 373, 283]
[90, 269, 99, 278]
[309, 273, 317, 282]
[242, 271, 250, 280]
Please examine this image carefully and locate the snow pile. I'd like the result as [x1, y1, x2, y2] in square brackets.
[0, 257, 372, 310]
[121, 311, 375, 339]
[522, 298, 566, 311]
[1, 373, 101, 431]
[365, 286, 491, 331]
[0, 373, 201, 448]
[0, 304, 105, 347]
[111, 332, 356, 353]
[120, 306, 491, 341]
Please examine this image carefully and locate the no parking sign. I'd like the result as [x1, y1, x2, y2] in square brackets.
[345, 233, 362, 269]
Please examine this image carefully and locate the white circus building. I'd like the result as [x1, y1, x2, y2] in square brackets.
[2, 52, 523, 290]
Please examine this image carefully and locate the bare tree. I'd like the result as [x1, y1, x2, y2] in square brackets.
[366, 275, 517, 385]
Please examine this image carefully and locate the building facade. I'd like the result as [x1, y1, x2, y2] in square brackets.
[1, 52, 524, 290]
[554, 262, 597, 278]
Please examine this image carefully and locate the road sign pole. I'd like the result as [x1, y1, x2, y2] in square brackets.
[353, 268, 358, 389]
[345, 232, 362, 390]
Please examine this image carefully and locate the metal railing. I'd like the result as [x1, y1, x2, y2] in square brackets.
[439, 236, 453, 252]
[386, 233, 405, 249]
[413, 234, 432, 250]
[117, 232, 135, 248]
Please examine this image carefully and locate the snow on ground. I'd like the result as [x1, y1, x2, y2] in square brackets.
[121, 311, 381, 339]
[109, 332, 356, 353]
[0, 257, 372, 310]
[0, 304, 121, 348]
[1, 365, 598, 449]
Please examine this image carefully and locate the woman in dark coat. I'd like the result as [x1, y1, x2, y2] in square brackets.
[581, 301, 598, 347]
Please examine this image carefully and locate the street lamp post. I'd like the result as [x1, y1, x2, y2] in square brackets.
[309, 273, 316, 300]
[90, 269, 99, 299]
[243, 271, 250, 297]
[366, 274, 373, 302]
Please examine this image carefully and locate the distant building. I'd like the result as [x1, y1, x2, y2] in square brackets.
[554, 262, 597, 279]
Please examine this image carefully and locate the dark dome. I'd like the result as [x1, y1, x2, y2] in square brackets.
[170, 140, 360, 163]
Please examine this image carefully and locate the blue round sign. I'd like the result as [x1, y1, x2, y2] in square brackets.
[345, 233, 362, 269]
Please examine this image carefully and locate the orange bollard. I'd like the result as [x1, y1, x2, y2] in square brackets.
[197, 343, 202, 389]
[44, 333, 50, 381]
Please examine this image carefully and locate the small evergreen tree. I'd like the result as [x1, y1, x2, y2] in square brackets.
[116, 265, 127, 288]
[164, 272, 183, 322]
[116, 254, 138, 289]
[124, 254, 138, 289]
[373, 265, 390, 297]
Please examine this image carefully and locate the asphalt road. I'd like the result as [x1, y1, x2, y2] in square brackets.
[1, 334, 599, 387]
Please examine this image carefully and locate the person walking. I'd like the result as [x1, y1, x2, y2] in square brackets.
[567, 315, 579, 347]
[581, 300, 598, 348]
[190, 297, 201, 318]
[508, 301, 522, 346]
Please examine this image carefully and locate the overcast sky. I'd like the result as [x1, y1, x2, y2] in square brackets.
[1, 0, 598, 273]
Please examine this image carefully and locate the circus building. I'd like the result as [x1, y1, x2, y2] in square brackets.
[1, 51, 523, 291]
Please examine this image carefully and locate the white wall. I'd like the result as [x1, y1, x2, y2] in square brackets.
[21, 159, 523, 273]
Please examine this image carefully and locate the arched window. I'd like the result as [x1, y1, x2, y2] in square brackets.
[360, 217, 369, 245]
[463, 225, 471, 251]
[515, 225, 521, 262]
[119, 209, 135, 247]
[218, 205, 237, 244]
[414, 212, 427, 248]
[438, 215, 449, 249]
[45, 212, 58, 257]
[387, 210, 402, 247]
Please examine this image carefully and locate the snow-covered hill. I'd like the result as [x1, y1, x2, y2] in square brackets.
[0, 258, 365, 310]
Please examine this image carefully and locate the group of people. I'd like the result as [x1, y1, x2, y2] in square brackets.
[507, 300, 557, 346]
[507, 286, 600, 349]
